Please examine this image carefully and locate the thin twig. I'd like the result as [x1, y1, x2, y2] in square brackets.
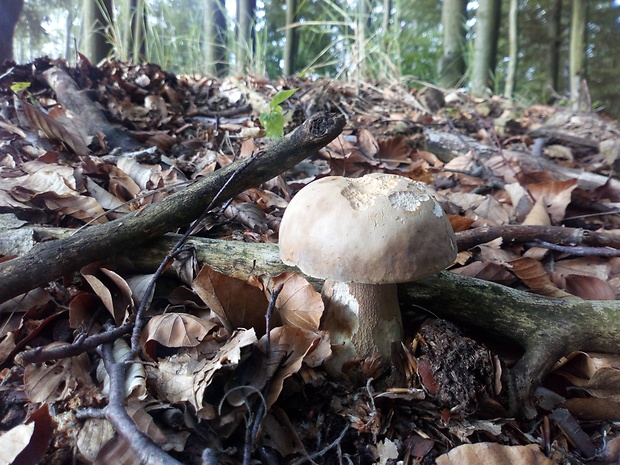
[265, 283, 284, 356]
[91, 342, 185, 465]
[290, 424, 349, 465]
[18, 322, 133, 364]
[129, 151, 264, 357]
[530, 240, 620, 257]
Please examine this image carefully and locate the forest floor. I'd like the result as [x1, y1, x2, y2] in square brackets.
[1, 57, 620, 465]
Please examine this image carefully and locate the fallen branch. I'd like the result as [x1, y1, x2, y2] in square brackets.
[90, 342, 186, 465]
[0, 111, 346, 303]
[6, 224, 619, 416]
[122, 235, 620, 418]
[455, 224, 620, 251]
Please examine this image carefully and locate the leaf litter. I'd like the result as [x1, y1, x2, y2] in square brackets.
[0, 57, 620, 464]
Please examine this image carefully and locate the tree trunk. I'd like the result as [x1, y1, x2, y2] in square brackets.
[204, 0, 227, 76]
[0, 0, 23, 63]
[569, 0, 587, 110]
[81, 0, 113, 63]
[236, 0, 256, 73]
[438, 0, 467, 89]
[283, 0, 298, 76]
[130, 0, 147, 63]
[64, 9, 75, 62]
[357, 0, 369, 81]
[545, 0, 562, 102]
[471, 0, 501, 97]
[504, 0, 518, 99]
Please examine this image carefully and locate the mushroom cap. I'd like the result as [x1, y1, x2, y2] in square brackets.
[279, 173, 457, 284]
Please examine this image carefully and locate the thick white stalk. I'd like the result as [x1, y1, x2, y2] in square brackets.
[321, 280, 403, 373]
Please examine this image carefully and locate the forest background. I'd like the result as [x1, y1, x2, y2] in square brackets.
[11, 0, 620, 118]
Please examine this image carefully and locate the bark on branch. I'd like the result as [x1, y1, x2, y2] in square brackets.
[124, 235, 620, 418]
[4, 221, 618, 416]
[0, 111, 346, 303]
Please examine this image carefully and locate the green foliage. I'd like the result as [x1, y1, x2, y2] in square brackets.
[7, 0, 619, 116]
[10, 82, 31, 92]
[14, 0, 78, 63]
[259, 88, 298, 139]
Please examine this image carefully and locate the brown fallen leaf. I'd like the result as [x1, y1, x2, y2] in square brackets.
[435, 443, 556, 465]
[141, 312, 218, 359]
[262, 272, 324, 332]
[0, 404, 53, 465]
[508, 257, 575, 298]
[23, 344, 91, 403]
[192, 265, 269, 335]
[81, 264, 134, 326]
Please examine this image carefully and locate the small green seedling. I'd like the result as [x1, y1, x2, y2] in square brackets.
[11, 82, 31, 92]
[259, 88, 297, 139]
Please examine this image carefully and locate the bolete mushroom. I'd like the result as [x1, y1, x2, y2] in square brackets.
[278, 173, 457, 371]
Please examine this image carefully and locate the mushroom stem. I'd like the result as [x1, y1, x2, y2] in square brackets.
[321, 280, 403, 372]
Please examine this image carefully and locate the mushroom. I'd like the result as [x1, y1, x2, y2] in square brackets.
[278, 173, 457, 371]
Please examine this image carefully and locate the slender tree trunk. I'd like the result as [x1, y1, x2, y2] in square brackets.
[438, 0, 467, 88]
[0, 0, 24, 63]
[545, 0, 562, 102]
[204, 0, 227, 76]
[283, 0, 298, 76]
[504, 0, 518, 99]
[236, 0, 256, 73]
[130, 0, 147, 63]
[64, 9, 74, 62]
[357, 0, 369, 80]
[82, 0, 113, 63]
[471, 0, 501, 96]
[569, 0, 587, 110]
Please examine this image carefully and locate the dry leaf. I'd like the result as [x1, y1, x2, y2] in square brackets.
[192, 266, 268, 335]
[141, 312, 217, 359]
[43, 195, 108, 224]
[81, 265, 134, 325]
[523, 198, 551, 226]
[0, 404, 53, 465]
[508, 258, 575, 298]
[152, 329, 257, 418]
[435, 443, 556, 465]
[77, 419, 115, 463]
[96, 339, 147, 400]
[357, 128, 379, 158]
[24, 344, 91, 403]
[527, 179, 577, 223]
[264, 272, 324, 331]
[257, 326, 321, 408]
[564, 275, 616, 300]
[224, 201, 269, 232]
[22, 101, 91, 156]
[554, 256, 612, 280]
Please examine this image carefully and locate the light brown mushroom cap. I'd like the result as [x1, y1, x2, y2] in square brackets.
[279, 173, 457, 283]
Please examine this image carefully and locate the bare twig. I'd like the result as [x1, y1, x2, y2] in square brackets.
[265, 283, 284, 356]
[17, 323, 132, 365]
[529, 240, 620, 257]
[290, 424, 349, 465]
[455, 224, 620, 252]
[129, 151, 263, 357]
[90, 342, 185, 465]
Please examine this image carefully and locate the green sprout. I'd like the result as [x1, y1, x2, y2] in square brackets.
[11, 82, 31, 92]
[259, 88, 298, 139]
